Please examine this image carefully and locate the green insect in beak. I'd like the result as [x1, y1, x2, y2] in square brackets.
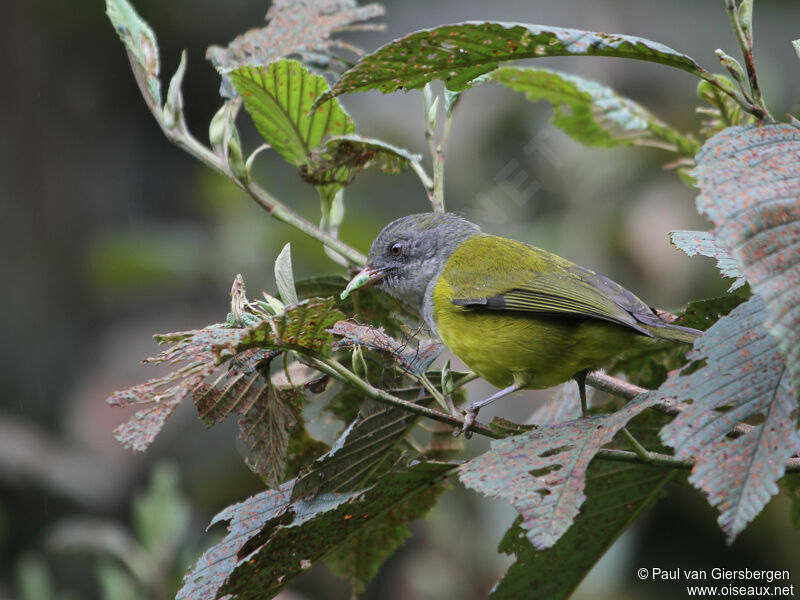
[344, 212, 700, 436]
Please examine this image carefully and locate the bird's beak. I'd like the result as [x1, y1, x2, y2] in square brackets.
[341, 266, 386, 299]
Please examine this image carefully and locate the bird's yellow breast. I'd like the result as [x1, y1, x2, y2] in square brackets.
[431, 236, 647, 389]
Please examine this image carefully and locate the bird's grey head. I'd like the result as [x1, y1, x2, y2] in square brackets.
[362, 212, 481, 314]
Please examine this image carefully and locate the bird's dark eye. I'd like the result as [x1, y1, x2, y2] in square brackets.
[390, 242, 404, 257]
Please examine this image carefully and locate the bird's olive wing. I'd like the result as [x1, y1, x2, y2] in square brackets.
[451, 265, 661, 336]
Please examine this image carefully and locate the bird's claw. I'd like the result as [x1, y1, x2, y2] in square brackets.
[455, 409, 477, 439]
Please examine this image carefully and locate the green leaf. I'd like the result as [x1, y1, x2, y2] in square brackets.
[206, 0, 384, 97]
[291, 382, 436, 499]
[96, 561, 145, 600]
[325, 481, 446, 595]
[609, 294, 747, 389]
[15, 554, 55, 600]
[696, 77, 751, 138]
[657, 296, 800, 543]
[177, 462, 455, 600]
[781, 474, 800, 529]
[274, 243, 299, 306]
[163, 50, 187, 129]
[133, 462, 190, 558]
[319, 21, 707, 104]
[105, 0, 161, 107]
[301, 134, 422, 186]
[493, 408, 674, 598]
[487, 66, 696, 154]
[793, 40, 800, 61]
[296, 275, 419, 338]
[460, 394, 659, 549]
[669, 230, 745, 291]
[231, 60, 355, 168]
[693, 123, 800, 400]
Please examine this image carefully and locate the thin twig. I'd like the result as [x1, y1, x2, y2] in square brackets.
[723, 0, 772, 121]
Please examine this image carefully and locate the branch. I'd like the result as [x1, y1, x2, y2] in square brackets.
[140, 70, 367, 267]
[307, 356, 504, 439]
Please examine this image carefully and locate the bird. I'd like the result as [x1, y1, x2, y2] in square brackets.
[341, 212, 700, 435]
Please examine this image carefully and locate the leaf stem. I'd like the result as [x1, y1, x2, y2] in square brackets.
[723, 0, 772, 121]
[136, 59, 367, 268]
[308, 356, 503, 439]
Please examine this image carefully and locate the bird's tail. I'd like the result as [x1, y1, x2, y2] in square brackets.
[642, 321, 702, 344]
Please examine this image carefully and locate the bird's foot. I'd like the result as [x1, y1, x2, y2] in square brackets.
[456, 407, 478, 439]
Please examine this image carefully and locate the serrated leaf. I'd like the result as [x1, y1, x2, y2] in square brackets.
[105, 0, 161, 106]
[609, 295, 745, 389]
[487, 66, 695, 154]
[292, 382, 435, 499]
[108, 299, 343, 451]
[492, 409, 674, 599]
[669, 230, 745, 291]
[207, 0, 384, 97]
[657, 296, 800, 543]
[239, 385, 303, 487]
[330, 321, 442, 375]
[460, 394, 659, 549]
[693, 123, 800, 400]
[301, 134, 422, 186]
[326, 481, 445, 595]
[274, 243, 299, 306]
[231, 60, 355, 168]
[178, 462, 454, 600]
[296, 275, 418, 337]
[237, 298, 345, 357]
[320, 21, 706, 104]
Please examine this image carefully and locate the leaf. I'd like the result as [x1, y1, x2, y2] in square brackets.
[296, 275, 418, 337]
[300, 134, 422, 186]
[108, 299, 343, 451]
[291, 382, 435, 499]
[531, 381, 596, 425]
[793, 39, 800, 61]
[330, 321, 442, 375]
[673, 294, 748, 331]
[207, 0, 384, 97]
[609, 294, 747, 389]
[238, 385, 303, 487]
[693, 123, 800, 399]
[231, 60, 355, 168]
[178, 462, 454, 600]
[460, 394, 659, 550]
[669, 230, 745, 291]
[132, 462, 190, 557]
[492, 409, 674, 599]
[486, 66, 695, 154]
[319, 21, 707, 104]
[274, 243, 299, 306]
[105, 0, 161, 107]
[236, 298, 345, 357]
[325, 481, 446, 595]
[657, 296, 800, 543]
[696, 77, 752, 139]
[176, 480, 296, 600]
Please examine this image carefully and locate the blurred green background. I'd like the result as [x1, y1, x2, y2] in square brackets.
[2, 1, 800, 598]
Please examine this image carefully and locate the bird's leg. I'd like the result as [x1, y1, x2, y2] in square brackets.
[575, 370, 589, 417]
[458, 383, 523, 438]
